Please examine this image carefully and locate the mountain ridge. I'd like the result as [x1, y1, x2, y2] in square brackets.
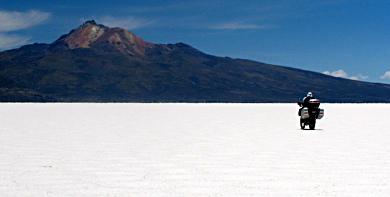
[0, 21, 390, 102]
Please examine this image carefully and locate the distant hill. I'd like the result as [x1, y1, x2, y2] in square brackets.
[1, 20, 390, 102]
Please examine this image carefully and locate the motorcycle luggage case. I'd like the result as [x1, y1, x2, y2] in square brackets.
[308, 99, 320, 108]
[300, 107, 309, 119]
[317, 108, 324, 119]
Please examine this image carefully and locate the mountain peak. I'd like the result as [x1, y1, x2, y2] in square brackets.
[55, 20, 153, 56]
[83, 20, 98, 25]
[3, 19, 390, 102]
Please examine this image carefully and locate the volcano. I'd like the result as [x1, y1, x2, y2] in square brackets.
[0, 20, 390, 102]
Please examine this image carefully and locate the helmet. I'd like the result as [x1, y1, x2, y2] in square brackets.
[307, 92, 313, 97]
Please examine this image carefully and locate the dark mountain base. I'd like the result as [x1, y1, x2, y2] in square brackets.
[1, 21, 390, 103]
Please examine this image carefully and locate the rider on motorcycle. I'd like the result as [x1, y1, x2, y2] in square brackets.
[298, 92, 315, 115]
[298, 91, 324, 130]
[302, 92, 314, 107]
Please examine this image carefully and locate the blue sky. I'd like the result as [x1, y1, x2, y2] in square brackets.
[1, 0, 390, 82]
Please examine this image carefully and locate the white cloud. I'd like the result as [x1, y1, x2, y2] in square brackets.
[0, 10, 50, 32]
[0, 10, 50, 50]
[323, 69, 368, 81]
[97, 16, 153, 30]
[0, 34, 30, 50]
[323, 69, 348, 78]
[210, 22, 274, 30]
[380, 71, 390, 80]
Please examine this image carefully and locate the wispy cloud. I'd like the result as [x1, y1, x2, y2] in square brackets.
[0, 10, 50, 50]
[97, 16, 153, 30]
[323, 69, 368, 81]
[210, 22, 274, 30]
[0, 10, 50, 32]
[380, 71, 390, 80]
[0, 34, 30, 50]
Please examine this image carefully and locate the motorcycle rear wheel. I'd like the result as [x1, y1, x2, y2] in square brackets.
[309, 120, 316, 130]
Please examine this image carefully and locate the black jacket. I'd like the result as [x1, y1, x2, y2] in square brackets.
[302, 96, 314, 107]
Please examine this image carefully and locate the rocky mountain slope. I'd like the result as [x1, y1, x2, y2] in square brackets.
[1, 20, 390, 102]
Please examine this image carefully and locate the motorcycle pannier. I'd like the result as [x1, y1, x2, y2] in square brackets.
[317, 109, 324, 119]
[300, 107, 309, 119]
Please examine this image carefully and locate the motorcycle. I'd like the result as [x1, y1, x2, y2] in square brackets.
[297, 99, 324, 130]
